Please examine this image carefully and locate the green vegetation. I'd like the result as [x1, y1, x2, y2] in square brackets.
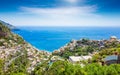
[1, 59, 120, 75]
[32, 60, 120, 75]
[0, 22, 11, 33]
[53, 38, 120, 59]
[0, 59, 4, 75]
[32, 55, 52, 75]
[1, 21, 120, 75]
[1, 50, 29, 75]
[92, 47, 120, 63]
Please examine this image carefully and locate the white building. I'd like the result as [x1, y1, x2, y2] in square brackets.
[69, 56, 92, 63]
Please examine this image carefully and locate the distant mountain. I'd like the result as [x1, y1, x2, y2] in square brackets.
[0, 20, 18, 30]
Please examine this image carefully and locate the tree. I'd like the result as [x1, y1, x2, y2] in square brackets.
[44, 61, 87, 75]
[104, 65, 118, 75]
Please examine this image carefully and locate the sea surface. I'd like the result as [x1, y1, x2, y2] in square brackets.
[13, 27, 120, 52]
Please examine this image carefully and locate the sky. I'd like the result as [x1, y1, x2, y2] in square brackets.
[0, 0, 120, 26]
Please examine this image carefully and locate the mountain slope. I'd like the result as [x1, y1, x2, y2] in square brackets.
[0, 20, 17, 30]
[0, 22, 51, 74]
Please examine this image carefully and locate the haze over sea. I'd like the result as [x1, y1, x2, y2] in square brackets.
[13, 27, 120, 52]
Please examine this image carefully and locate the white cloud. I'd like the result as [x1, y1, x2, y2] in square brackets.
[16, 5, 103, 26]
[1, 12, 120, 26]
[0, 0, 120, 26]
[20, 5, 97, 16]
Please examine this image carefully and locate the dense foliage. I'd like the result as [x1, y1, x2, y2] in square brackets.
[0, 50, 29, 75]
[0, 59, 4, 75]
[32, 60, 120, 75]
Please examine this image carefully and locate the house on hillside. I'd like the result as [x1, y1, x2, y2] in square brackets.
[69, 56, 92, 63]
[104, 55, 120, 65]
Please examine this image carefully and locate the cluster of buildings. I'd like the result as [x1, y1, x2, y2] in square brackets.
[0, 47, 19, 59]
[21, 43, 51, 73]
[53, 36, 119, 54]
[53, 39, 77, 54]
[0, 33, 51, 73]
[53, 36, 120, 66]
[0, 37, 22, 59]
[54, 36, 119, 54]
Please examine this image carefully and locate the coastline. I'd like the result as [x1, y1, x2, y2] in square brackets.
[12, 26, 120, 52]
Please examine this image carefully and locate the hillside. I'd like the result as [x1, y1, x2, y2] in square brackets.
[0, 22, 51, 74]
[53, 38, 120, 58]
[0, 20, 17, 30]
[32, 37, 120, 75]
[1, 21, 120, 75]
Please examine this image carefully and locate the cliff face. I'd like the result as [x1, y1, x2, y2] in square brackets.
[0, 22, 51, 73]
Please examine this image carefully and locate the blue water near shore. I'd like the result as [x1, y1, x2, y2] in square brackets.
[13, 27, 120, 52]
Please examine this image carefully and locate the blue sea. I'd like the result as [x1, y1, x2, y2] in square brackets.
[13, 27, 120, 52]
